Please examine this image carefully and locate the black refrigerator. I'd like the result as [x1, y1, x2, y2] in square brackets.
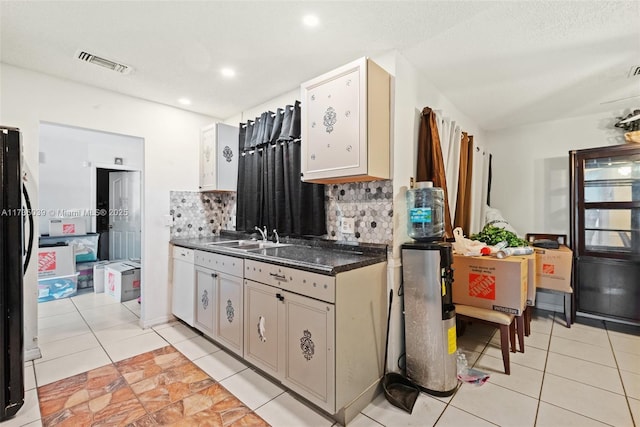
[1, 126, 25, 420]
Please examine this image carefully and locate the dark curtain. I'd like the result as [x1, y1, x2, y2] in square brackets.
[454, 133, 474, 235]
[416, 107, 453, 238]
[236, 101, 326, 236]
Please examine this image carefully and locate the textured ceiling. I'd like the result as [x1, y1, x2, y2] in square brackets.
[1, 1, 639, 130]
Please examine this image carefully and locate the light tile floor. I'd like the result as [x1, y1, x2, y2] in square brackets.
[2, 294, 639, 427]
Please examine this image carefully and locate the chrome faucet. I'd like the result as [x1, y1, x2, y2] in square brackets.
[255, 226, 268, 242]
[273, 229, 280, 244]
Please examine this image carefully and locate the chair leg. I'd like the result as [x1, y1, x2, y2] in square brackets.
[516, 315, 525, 353]
[564, 293, 572, 328]
[509, 321, 516, 353]
[524, 306, 531, 336]
[500, 324, 511, 375]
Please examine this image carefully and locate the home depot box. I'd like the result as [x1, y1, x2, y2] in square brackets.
[105, 261, 141, 302]
[93, 261, 114, 293]
[534, 245, 573, 292]
[48, 217, 87, 236]
[38, 245, 75, 278]
[520, 254, 538, 306]
[452, 254, 528, 315]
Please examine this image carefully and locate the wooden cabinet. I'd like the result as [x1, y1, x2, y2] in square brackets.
[244, 279, 283, 377]
[570, 144, 640, 322]
[282, 290, 335, 412]
[243, 259, 385, 419]
[194, 250, 244, 356]
[171, 246, 195, 326]
[194, 265, 215, 336]
[300, 57, 390, 184]
[214, 272, 243, 357]
[199, 123, 239, 192]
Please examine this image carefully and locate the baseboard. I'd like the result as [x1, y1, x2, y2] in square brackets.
[141, 314, 175, 329]
[25, 346, 42, 362]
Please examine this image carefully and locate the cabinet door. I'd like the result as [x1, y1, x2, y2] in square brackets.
[302, 63, 365, 179]
[243, 280, 284, 378]
[194, 265, 216, 336]
[199, 124, 217, 191]
[172, 257, 195, 326]
[216, 123, 239, 192]
[215, 272, 243, 356]
[282, 291, 335, 413]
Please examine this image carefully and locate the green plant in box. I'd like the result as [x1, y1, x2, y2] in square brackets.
[470, 224, 529, 247]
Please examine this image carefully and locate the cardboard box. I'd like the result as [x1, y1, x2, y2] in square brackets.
[48, 217, 87, 236]
[38, 273, 79, 303]
[105, 262, 141, 302]
[40, 234, 99, 262]
[520, 254, 538, 306]
[93, 261, 111, 293]
[452, 254, 528, 315]
[534, 245, 573, 293]
[38, 245, 75, 278]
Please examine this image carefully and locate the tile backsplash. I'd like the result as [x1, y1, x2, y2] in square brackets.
[169, 180, 393, 244]
[170, 191, 236, 239]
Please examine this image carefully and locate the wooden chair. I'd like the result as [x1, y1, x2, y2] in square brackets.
[525, 233, 573, 328]
[455, 304, 517, 375]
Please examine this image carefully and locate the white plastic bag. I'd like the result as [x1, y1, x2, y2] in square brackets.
[452, 227, 487, 256]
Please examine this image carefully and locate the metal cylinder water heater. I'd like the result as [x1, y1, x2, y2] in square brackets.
[401, 181, 457, 396]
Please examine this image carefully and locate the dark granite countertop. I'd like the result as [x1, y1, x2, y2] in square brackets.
[170, 232, 387, 275]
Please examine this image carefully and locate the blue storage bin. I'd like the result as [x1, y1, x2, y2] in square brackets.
[38, 273, 79, 302]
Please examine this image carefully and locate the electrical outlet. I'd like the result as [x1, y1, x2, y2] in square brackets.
[340, 217, 355, 234]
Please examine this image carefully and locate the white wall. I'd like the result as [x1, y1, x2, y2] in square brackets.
[1, 64, 217, 355]
[39, 122, 143, 235]
[485, 111, 627, 237]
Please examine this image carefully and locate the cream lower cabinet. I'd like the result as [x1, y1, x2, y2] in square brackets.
[194, 251, 244, 357]
[194, 265, 215, 337]
[243, 259, 385, 424]
[244, 278, 335, 413]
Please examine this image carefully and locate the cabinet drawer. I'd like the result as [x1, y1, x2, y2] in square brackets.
[244, 260, 335, 303]
[195, 250, 243, 277]
[173, 246, 194, 262]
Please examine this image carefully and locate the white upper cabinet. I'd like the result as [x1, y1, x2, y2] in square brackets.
[300, 57, 390, 184]
[199, 123, 239, 192]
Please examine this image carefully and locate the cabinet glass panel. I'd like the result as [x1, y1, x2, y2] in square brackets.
[583, 156, 640, 203]
[584, 230, 636, 253]
[584, 209, 635, 230]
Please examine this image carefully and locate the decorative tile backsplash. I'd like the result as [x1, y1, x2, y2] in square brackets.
[169, 180, 394, 244]
[325, 180, 393, 244]
[170, 191, 236, 239]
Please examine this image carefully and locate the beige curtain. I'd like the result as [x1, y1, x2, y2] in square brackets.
[416, 107, 453, 238]
[454, 133, 474, 235]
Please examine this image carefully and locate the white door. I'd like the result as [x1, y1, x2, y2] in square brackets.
[109, 171, 141, 260]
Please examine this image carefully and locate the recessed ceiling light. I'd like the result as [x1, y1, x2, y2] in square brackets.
[303, 14, 319, 27]
[221, 68, 235, 78]
[178, 98, 191, 106]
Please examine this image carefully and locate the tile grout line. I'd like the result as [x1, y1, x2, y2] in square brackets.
[533, 311, 556, 427]
[605, 319, 637, 427]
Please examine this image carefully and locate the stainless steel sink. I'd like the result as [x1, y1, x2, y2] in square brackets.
[204, 240, 289, 251]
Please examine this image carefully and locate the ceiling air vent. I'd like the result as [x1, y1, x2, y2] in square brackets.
[76, 50, 132, 74]
[629, 65, 640, 78]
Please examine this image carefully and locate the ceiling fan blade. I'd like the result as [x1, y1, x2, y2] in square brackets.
[600, 94, 640, 105]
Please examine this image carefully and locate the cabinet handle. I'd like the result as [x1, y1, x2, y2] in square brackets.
[181, 253, 186, 257]
[276, 293, 284, 302]
[270, 272, 287, 281]
[258, 316, 267, 342]
[211, 273, 218, 278]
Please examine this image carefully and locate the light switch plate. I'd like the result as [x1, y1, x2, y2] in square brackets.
[340, 217, 355, 234]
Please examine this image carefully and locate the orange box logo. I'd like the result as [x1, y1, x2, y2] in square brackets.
[38, 251, 56, 272]
[133, 280, 140, 289]
[108, 272, 116, 292]
[469, 273, 496, 300]
[62, 224, 75, 234]
[542, 263, 555, 274]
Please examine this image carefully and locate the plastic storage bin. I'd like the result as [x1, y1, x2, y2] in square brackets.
[39, 233, 100, 262]
[38, 273, 79, 303]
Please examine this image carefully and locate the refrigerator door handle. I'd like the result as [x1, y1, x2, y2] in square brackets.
[22, 183, 34, 272]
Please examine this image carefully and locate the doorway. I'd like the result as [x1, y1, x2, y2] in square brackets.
[96, 168, 142, 261]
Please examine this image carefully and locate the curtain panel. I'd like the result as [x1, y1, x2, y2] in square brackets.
[236, 101, 326, 237]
